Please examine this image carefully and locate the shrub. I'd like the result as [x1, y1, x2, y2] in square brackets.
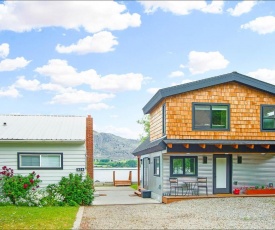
[0, 195, 13, 206]
[51, 173, 94, 205]
[0, 166, 41, 204]
[45, 184, 65, 206]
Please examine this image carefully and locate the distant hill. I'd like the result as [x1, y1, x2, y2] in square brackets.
[93, 131, 140, 160]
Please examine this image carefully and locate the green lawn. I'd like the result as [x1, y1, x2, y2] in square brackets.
[0, 206, 79, 229]
[130, 183, 138, 190]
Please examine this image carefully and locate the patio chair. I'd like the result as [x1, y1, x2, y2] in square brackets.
[169, 177, 183, 196]
[197, 177, 208, 195]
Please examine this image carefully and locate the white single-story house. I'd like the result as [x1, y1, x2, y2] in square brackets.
[0, 114, 93, 187]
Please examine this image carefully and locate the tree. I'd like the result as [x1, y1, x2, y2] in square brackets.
[137, 115, 150, 143]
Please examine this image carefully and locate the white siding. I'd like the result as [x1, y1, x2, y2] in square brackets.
[232, 154, 275, 189]
[0, 142, 86, 187]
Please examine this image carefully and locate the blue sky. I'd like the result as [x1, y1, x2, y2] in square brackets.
[1, 1, 275, 139]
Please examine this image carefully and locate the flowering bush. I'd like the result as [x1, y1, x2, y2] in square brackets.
[48, 173, 94, 206]
[0, 166, 93, 207]
[0, 195, 13, 206]
[0, 166, 41, 204]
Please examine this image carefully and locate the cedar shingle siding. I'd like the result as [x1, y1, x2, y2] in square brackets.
[150, 82, 275, 141]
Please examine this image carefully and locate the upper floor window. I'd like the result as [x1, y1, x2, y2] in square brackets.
[261, 105, 275, 131]
[18, 153, 63, 170]
[193, 103, 230, 130]
[162, 103, 166, 135]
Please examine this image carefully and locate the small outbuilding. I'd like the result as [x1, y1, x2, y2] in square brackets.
[0, 114, 93, 187]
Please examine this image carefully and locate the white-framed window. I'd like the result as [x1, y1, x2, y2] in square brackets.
[153, 156, 160, 176]
[18, 153, 63, 170]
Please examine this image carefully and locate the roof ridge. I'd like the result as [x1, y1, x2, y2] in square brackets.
[143, 72, 275, 114]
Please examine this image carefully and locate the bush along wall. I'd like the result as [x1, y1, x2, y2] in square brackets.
[0, 166, 94, 207]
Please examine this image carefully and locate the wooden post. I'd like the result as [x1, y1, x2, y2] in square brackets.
[113, 171, 115, 186]
[137, 157, 140, 187]
[129, 171, 132, 181]
[86, 115, 93, 180]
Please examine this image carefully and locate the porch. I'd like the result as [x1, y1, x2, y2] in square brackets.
[162, 193, 275, 204]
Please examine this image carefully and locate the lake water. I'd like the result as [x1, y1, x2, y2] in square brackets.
[94, 168, 138, 182]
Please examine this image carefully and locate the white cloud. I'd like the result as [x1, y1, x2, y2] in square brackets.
[169, 71, 184, 78]
[179, 64, 185, 69]
[0, 43, 9, 58]
[147, 87, 160, 94]
[0, 1, 141, 33]
[13, 76, 40, 91]
[82, 103, 114, 111]
[248, 69, 275, 85]
[140, 1, 223, 15]
[0, 86, 20, 98]
[188, 51, 229, 74]
[99, 125, 140, 139]
[56, 31, 118, 54]
[227, 1, 257, 16]
[241, 16, 275, 34]
[0, 57, 31, 71]
[50, 89, 115, 105]
[90, 73, 144, 92]
[35, 59, 145, 92]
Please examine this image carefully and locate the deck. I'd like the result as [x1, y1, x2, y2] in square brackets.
[162, 194, 275, 204]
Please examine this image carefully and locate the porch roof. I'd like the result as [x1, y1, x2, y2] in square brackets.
[164, 139, 275, 145]
[132, 136, 167, 156]
[132, 138, 275, 156]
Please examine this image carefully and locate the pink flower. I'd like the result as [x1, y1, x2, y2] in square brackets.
[30, 179, 34, 184]
[32, 171, 35, 174]
[36, 185, 39, 188]
[23, 184, 28, 189]
[36, 175, 40, 179]
[2, 166, 7, 170]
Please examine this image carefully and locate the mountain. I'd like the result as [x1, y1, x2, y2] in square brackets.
[93, 131, 140, 160]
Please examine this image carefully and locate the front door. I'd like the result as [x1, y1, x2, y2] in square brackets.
[213, 154, 232, 194]
[143, 157, 149, 189]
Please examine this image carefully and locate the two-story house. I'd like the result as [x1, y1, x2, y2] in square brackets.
[132, 72, 275, 202]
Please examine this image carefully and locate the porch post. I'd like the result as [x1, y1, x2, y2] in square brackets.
[137, 156, 140, 187]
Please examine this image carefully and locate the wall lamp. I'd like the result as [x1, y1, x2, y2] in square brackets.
[203, 156, 207, 164]
[237, 156, 242, 164]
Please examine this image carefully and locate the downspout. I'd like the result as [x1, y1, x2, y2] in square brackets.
[137, 156, 140, 187]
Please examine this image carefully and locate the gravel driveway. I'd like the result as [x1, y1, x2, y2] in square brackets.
[80, 197, 275, 229]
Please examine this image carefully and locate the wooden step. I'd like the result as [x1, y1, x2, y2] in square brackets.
[134, 190, 141, 197]
[114, 180, 131, 186]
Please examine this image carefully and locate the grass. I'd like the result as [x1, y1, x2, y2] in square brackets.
[130, 183, 138, 190]
[0, 206, 79, 229]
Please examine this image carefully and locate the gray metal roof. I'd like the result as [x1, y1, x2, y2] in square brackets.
[143, 72, 275, 114]
[0, 115, 86, 142]
[132, 136, 167, 156]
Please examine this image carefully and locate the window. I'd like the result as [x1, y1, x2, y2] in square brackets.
[162, 103, 166, 135]
[154, 156, 160, 176]
[193, 103, 229, 130]
[18, 153, 63, 170]
[170, 156, 198, 177]
[261, 105, 275, 131]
